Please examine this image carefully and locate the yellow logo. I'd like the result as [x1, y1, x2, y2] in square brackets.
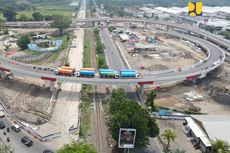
[188, 2, 202, 16]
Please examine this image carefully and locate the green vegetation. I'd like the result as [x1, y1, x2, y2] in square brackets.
[51, 14, 71, 35]
[174, 149, 186, 153]
[3, 9, 17, 21]
[146, 89, 157, 112]
[162, 129, 177, 151]
[219, 30, 230, 40]
[0, 0, 78, 21]
[83, 32, 91, 68]
[211, 139, 230, 153]
[57, 143, 97, 153]
[0, 144, 11, 153]
[49, 34, 71, 62]
[109, 88, 159, 148]
[17, 35, 30, 50]
[16, 10, 72, 21]
[24, 49, 42, 55]
[79, 84, 93, 138]
[94, 28, 108, 69]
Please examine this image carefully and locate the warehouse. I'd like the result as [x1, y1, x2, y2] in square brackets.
[184, 115, 230, 152]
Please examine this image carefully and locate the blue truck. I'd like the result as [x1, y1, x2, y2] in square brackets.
[119, 69, 140, 78]
[75, 68, 95, 77]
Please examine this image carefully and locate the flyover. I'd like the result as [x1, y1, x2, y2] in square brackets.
[0, 30, 225, 91]
[75, 17, 230, 51]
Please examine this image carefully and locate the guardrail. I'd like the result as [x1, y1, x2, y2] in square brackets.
[0, 101, 58, 142]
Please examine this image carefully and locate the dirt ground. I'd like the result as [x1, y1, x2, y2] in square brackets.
[154, 64, 230, 115]
[0, 77, 52, 124]
[118, 35, 205, 74]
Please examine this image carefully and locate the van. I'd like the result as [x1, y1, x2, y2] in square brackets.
[11, 124, 21, 132]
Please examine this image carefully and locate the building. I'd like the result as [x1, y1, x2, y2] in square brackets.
[184, 115, 230, 152]
[119, 33, 129, 42]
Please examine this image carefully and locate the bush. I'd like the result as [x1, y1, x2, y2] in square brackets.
[17, 35, 30, 50]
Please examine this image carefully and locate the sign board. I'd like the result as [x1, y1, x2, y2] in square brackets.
[118, 128, 136, 149]
[188, 2, 202, 16]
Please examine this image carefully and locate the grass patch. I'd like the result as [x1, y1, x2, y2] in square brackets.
[0, 14, 4, 20]
[79, 84, 93, 138]
[25, 34, 71, 64]
[16, 10, 72, 20]
[79, 98, 93, 138]
[83, 31, 91, 68]
[49, 34, 71, 62]
[24, 49, 42, 55]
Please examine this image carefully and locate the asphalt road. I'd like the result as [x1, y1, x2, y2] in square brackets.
[0, 113, 53, 153]
[100, 28, 163, 153]
[0, 29, 224, 86]
[76, 17, 230, 50]
[100, 28, 139, 100]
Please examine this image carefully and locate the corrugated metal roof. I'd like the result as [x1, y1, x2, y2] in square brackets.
[192, 115, 230, 144]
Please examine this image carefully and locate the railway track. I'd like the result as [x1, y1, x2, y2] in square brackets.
[87, 29, 107, 153]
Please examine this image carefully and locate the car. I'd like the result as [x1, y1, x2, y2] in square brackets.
[0, 121, 5, 129]
[43, 149, 54, 153]
[178, 67, 182, 71]
[11, 124, 21, 132]
[0, 110, 5, 118]
[21, 136, 33, 147]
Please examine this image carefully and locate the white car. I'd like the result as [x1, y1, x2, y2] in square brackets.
[0, 110, 5, 118]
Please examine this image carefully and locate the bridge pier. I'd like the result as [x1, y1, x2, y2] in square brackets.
[49, 81, 56, 92]
[0, 70, 6, 79]
[140, 84, 144, 95]
[198, 73, 207, 79]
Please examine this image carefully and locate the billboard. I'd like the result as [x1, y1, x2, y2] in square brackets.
[118, 128, 136, 149]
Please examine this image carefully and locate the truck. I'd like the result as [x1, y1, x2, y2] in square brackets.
[99, 69, 119, 79]
[54, 68, 74, 76]
[75, 68, 95, 77]
[120, 69, 140, 78]
[61, 66, 76, 71]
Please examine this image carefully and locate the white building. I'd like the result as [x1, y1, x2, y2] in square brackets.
[185, 115, 230, 153]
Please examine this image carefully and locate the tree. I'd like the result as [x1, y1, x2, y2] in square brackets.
[0, 19, 4, 31]
[3, 9, 17, 21]
[19, 14, 30, 21]
[17, 35, 30, 50]
[145, 89, 157, 112]
[32, 12, 44, 21]
[211, 139, 230, 153]
[44, 15, 53, 21]
[57, 143, 97, 153]
[109, 88, 159, 148]
[96, 42, 105, 54]
[51, 14, 71, 35]
[162, 129, 177, 151]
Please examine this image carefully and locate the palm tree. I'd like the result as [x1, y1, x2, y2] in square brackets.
[162, 129, 177, 151]
[211, 139, 230, 153]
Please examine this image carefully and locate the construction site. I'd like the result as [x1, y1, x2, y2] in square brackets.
[108, 23, 230, 116]
[111, 25, 206, 74]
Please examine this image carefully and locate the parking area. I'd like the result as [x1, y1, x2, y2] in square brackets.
[157, 120, 201, 153]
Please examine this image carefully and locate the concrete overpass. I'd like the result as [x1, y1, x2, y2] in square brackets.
[74, 17, 230, 52]
[0, 30, 225, 93]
